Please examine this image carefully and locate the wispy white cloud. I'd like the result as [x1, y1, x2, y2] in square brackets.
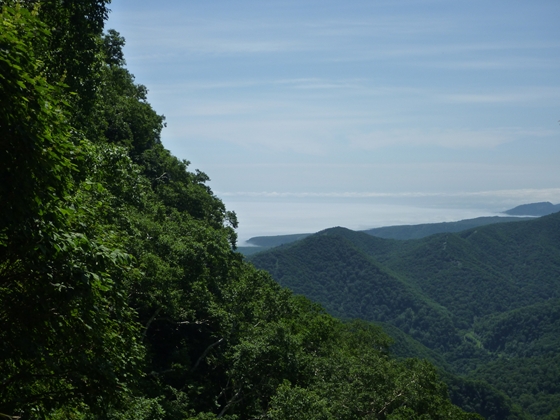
[423, 57, 560, 70]
[437, 88, 560, 104]
[151, 78, 368, 92]
[218, 188, 560, 201]
[127, 31, 305, 55]
[161, 91, 556, 154]
[304, 15, 455, 38]
[117, 4, 560, 62]
[171, 118, 343, 155]
[348, 128, 514, 149]
[273, 78, 366, 90]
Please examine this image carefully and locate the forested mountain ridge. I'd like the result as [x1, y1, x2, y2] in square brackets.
[248, 230, 461, 352]
[362, 216, 533, 240]
[504, 202, 560, 216]
[238, 214, 535, 255]
[0, 2, 478, 419]
[249, 213, 560, 418]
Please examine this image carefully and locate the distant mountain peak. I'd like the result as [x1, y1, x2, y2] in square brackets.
[503, 201, 560, 216]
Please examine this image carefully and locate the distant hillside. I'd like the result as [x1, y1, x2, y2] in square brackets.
[239, 203, 558, 255]
[239, 215, 533, 255]
[238, 233, 312, 256]
[246, 233, 312, 247]
[363, 216, 531, 240]
[248, 212, 560, 419]
[503, 201, 560, 216]
[239, 203, 557, 254]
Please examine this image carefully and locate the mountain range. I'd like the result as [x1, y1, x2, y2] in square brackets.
[504, 202, 560, 216]
[247, 210, 560, 419]
[239, 201, 560, 255]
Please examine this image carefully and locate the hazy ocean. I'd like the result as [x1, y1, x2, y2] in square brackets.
[217, 194, 543, 245]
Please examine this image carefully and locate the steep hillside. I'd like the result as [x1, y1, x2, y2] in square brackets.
[474, 299, 560, 358]
[248, 213, 560, 418]
[251, 230, 459, 351]
[373, 213, 560, 323]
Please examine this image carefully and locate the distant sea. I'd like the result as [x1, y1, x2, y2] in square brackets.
[217, 193, 552, 245]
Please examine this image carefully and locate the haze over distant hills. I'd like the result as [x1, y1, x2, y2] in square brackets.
[248, 211, 560, 419]
[361, 216, 531, 240]
[503, 201, 560, 216]
[239, 202, 559, 254]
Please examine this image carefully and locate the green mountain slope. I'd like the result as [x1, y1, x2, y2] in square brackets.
[251, 230, 460, 351]
[374, 214, 560, 322]
[363, 216, 532, 240]
[474, 299, 560, 357]
[252, 228, 459, 349]
[248, 213, 560, 418]
[466, 299, 560, 417]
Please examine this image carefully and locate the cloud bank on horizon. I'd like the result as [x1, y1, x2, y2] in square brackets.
[107, 0, 560, 236]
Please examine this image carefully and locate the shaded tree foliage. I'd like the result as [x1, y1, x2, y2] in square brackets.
[0, 5, 141, 416]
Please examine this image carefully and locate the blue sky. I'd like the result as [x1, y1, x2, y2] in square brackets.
[107, 0, 560, 240]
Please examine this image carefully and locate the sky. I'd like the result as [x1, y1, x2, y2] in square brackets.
[107, 0, 560, 241]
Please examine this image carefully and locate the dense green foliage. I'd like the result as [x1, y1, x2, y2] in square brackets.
[0, 4, 141, 415]
[0, 2, 476, 419]
[249, 217, 560, 418]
